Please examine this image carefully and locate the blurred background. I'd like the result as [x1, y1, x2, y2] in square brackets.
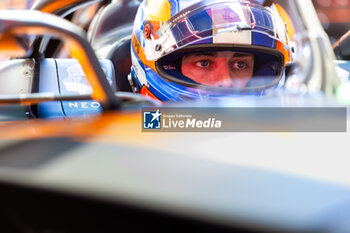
[312, 0, 350, 44]
[0, 0, 349, 46]
[0, 0, 34, 9]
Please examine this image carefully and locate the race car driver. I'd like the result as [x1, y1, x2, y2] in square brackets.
[129, 0, 292, 101]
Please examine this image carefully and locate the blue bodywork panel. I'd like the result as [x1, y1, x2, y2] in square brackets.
[37, 59, 116, 118]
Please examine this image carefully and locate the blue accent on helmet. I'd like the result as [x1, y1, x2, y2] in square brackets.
[252, 31, 276, 48]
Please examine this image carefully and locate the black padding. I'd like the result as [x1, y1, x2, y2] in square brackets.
[90, 1, 141, 92]
[109, 38, 133, 92]
[93, 1, 140, 38]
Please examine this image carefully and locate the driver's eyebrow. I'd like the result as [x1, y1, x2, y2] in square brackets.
[190, 52, 218, 57]
[231, 53, 253, 58]
[189, 52, 253, 58]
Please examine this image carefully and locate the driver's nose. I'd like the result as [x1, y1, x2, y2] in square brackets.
[216, 60, 232, 87]
[216, 58, 249, 88]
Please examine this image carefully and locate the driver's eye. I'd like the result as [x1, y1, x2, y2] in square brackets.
[232, 61, 248, 70]
[195, 60, 210, 68]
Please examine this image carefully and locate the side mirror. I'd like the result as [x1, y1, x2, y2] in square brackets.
[0, 10, 120, 109]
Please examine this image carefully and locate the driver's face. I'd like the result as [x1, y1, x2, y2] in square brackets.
[181, 51, 254, 88]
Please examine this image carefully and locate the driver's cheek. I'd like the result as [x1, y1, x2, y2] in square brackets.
[182, 64, 202, 81]
[229, 70, 253, 88]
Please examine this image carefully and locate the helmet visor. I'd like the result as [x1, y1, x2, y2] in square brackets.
[154, 0, 288, 59]
[157, 47, 284, 91]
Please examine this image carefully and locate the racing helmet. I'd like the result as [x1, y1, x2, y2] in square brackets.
[129, 0, 292, 101]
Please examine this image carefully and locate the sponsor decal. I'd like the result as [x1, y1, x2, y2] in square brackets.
[63, 64, 112, 95]
[63, 64, 92, 95]
[67, 101, 101, 109]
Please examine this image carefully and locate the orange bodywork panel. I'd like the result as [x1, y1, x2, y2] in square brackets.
[0, 33, 26, 57]
[0, 111, 167, 147]
[38, 0, 82, 13]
